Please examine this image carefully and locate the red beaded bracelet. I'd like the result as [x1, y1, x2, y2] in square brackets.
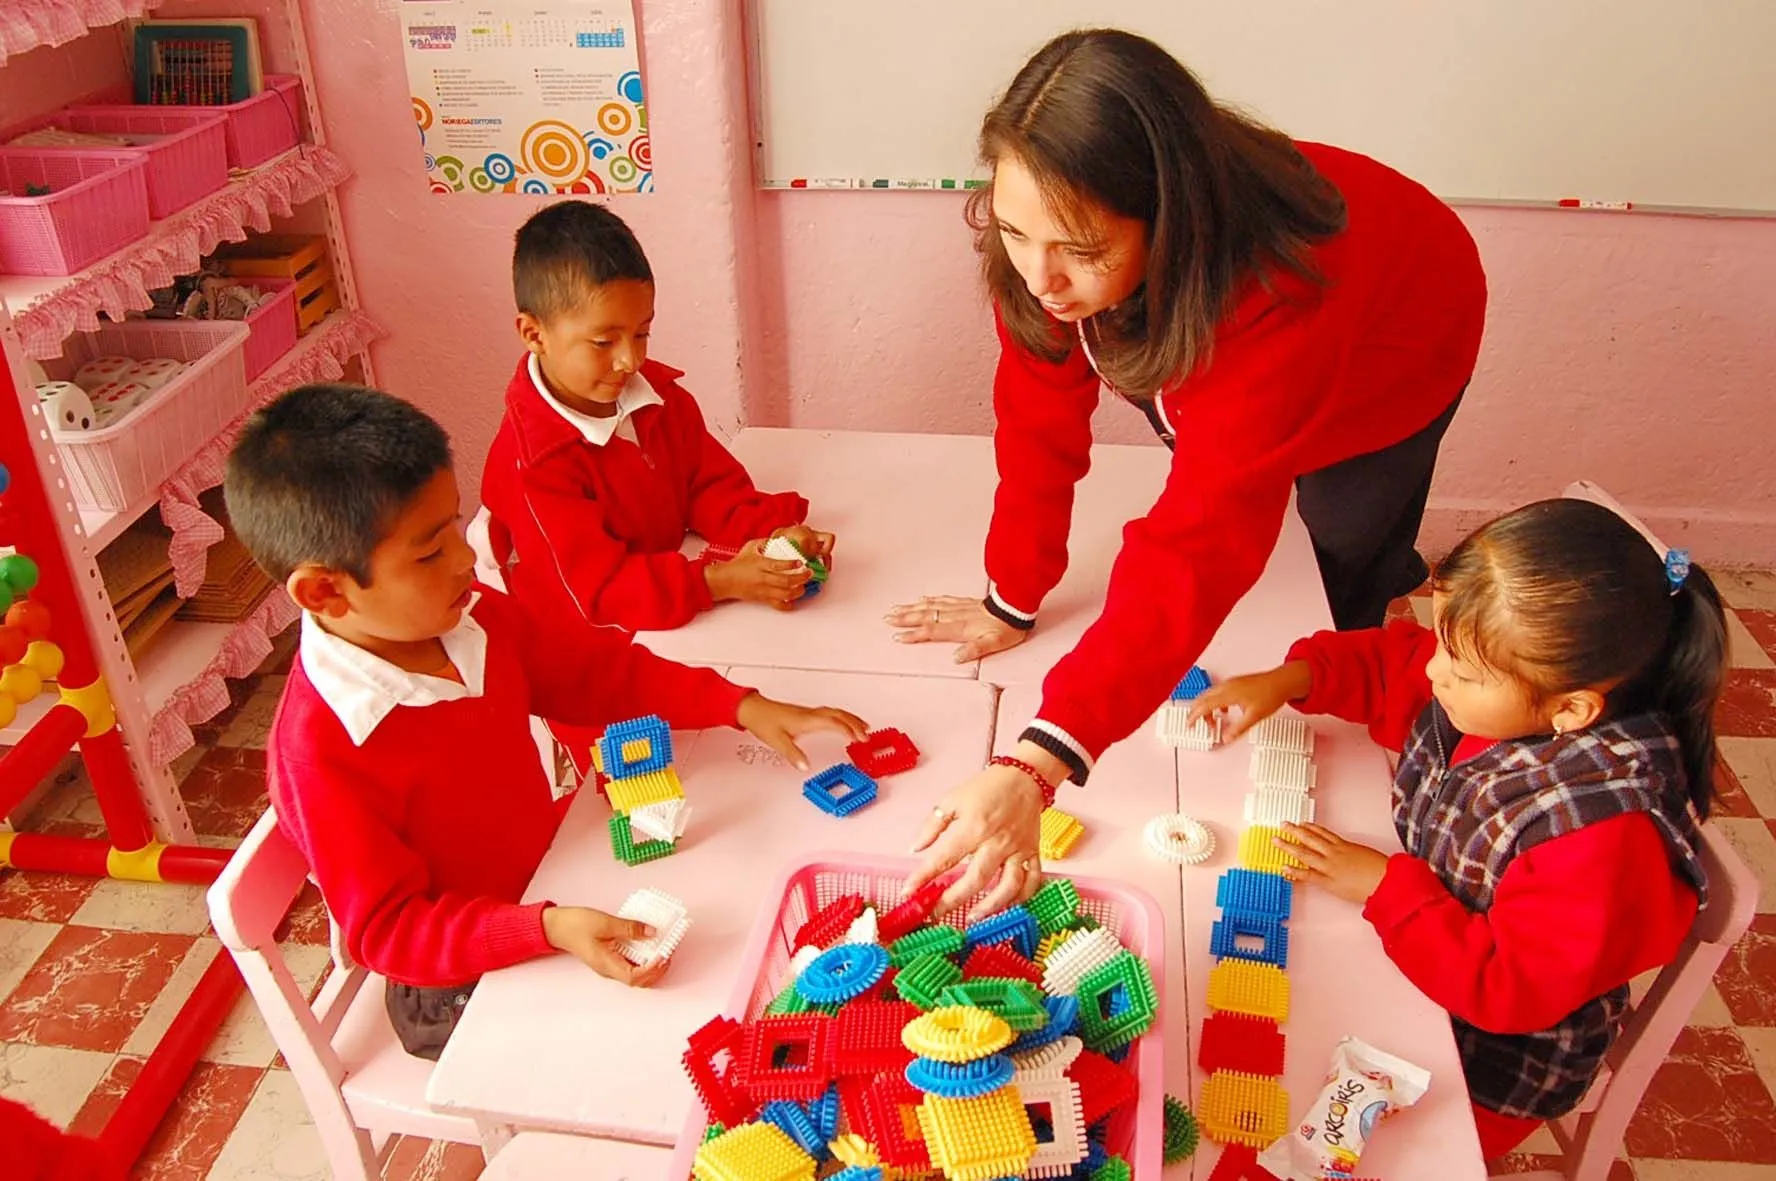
[988, 754, 1059, 809]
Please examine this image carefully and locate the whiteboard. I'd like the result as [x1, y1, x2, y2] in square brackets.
[749, 1, 1776, 213]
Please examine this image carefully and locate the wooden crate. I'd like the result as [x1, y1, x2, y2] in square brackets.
[212, 233, 340, 335]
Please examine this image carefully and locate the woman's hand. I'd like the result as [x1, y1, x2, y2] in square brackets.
[884, 594, 1029, 664]
[906, 741, 1062, 917]
[1185, 660, 1312, 742]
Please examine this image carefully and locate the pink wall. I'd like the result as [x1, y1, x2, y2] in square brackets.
[14, 4, 1766, 564]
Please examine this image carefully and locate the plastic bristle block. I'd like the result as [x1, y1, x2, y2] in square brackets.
[833, 999, 918, 1076]
[738, 1013, 837, 1101]
[794, 894, 867, 952]
[1246, 713, 1314, 756]
[803, 763, 880, 817]
[606, 767, 687, 815]
[759, 1099, 827, 1159]
[1026, 878, 1081, 936]
[1248, 747, 1316, 792]
[894, 953, 964, 1010]
[1074, 952, 1159, 1051]
[1171, 666, 1212, 701]
[797, 942, 891, 1005]
[1205, 959, 1291, 1022]
[916, 1088, 1039, 1181]
[900, 1005, 1015, 1062]
[682, 1015, 757, 1128]
[1163, 1094, 1200, 1163]
[1209, 909, 1290, 968]
[1215, 868, 1293, 920]
[691, 1121, 815, 1181]
[1197, 1011, 1286, 1077]
[1012, 1034, 1084, 1081]
[1156, 704, 1221, 750]
[1010, 994, 1080, 1054]
[614, 887, 691, 964]
[935, 978, 1050, 1032]
[1039, 807, 1086, 859]
[904, 1052, 1016, 1098]
[847, 727, 920, 776]
[1237, 825, 1304, 874]
[1243, 785, 1317, 828]
[890, 923, 965, 966]
[1017, 1074, 1089, 1178]
[859, 1074, 932, 1170]
[962, 942, 1043, 985]
[598, 714, 673, 778]
[608, 813, 676, 866]
[1198, 1070, 1291, 1148]
[1040, 927, 1124, 998]
[964, 905, 1039, 959]
[1064, 1048, 1137, 1126]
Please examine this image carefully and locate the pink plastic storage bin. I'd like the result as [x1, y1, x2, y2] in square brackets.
[668, 852, 1167, 1179]
[238, 278, 298, 382]
[146, 76, 305, 169]
[48, 320, 250, 511]
[0, 148, 150, 276]
[51, 106, 231, 218]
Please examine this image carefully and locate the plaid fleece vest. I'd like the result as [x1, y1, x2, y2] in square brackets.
[1393, 704, 1709, 1120]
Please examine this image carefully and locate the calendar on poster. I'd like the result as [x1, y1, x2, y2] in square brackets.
[401, 0, 651, 195]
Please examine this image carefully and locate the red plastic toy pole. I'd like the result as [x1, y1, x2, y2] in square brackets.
[0, 703, 84, 816]
[94, 953, 242, 1170]
[76, 727, 153, 852]
[0, 831, 111, 877]
[156, 844, 233, 884]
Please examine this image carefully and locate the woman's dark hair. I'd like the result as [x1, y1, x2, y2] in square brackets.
[967, 28, 1347, 397]
[1433, 498, 1729, 819]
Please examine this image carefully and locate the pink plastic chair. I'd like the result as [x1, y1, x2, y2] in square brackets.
[206, 809, 483, 1181]
[1494, 480, 1762, 1180]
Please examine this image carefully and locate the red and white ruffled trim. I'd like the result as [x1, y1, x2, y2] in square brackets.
[0, 0, 161, 66]
[15, 145, 352, 359]
[148, 589, 299, 767]
[160, 309, 384, 597]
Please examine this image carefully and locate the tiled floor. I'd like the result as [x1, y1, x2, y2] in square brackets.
[3, 572, 1776, 1178]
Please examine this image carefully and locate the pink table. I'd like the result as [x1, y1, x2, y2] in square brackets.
[425, 668, 998, 1143]
[977, 440, 1174, 688]
[996, 508, 1485, 1177]
[635, 429, 997, 679]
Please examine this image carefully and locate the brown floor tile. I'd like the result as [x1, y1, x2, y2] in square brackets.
[1720, 671, 1776, 739]
[69, 1055, 265, 1180]
[1490, 1154, 1634, 1179]
[178, 748, 269, 841]
[0, 867, 102, 924]
[1741, 611, 1776, 661]
[1716, 915, 1776, 1026]
[272, 881, 331, 947]
[380, 1137, 486, 1181]
[1624, 1025, 1776, 1160]
[0, 925, 195, 1052]
[1717, 755, 1762, 819]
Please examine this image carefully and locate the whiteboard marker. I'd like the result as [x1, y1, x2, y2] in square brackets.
[1558, 199, 1634, 210]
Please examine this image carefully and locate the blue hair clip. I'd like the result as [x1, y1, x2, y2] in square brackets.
[1665, 549, 1691, 595]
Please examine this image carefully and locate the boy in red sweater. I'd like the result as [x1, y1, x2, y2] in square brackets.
[226, 384, 865, 1059]
[482, 200, 833, 631]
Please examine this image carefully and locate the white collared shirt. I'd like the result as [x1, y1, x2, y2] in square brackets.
[528, 353, 663, 447]
[298, 598, 490, 746]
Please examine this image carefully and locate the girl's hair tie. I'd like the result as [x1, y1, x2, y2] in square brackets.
[1665, 548, 1691, 595]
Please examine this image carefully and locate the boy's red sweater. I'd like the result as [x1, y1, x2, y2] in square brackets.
[482, 357, 807, 631]
[267, 589, 748, 987]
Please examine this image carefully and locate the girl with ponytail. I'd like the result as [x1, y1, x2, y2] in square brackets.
[1190, 497, 1728, 1159]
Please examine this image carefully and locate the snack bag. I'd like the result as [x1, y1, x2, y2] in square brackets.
[1257, 1036, 1430, 1179]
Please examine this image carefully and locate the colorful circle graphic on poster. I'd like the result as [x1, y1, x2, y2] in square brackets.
[423, 154, 436, 173]
[468, 166, 496, 193]
[583, 134, 616, 161]
[521, 121, 590, 183]
[597, 102, 632, 137]
[637, 172, 654, 193]
[484, 153, 516, 184]
[430, 180, 452, 195]
[608, 155, 638, 185]
[434, 155, 465, 187]
[521, 178, 552, 195]
[618, 71, 644, 104]
[629, 135, 651, 169]
[638, 104, 647, 133]
[412, 97, 433, 131]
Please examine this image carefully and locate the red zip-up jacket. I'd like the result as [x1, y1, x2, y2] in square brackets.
[1288, 621, 1697, 1050]
[482, 356, 808, 631]
[992, 143, 1486, 780]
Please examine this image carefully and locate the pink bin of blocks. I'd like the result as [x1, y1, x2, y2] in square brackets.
[0, 147, 149, 276]
[668, 851, 1168, 1178]
[143, 76, 306, 170]
[51, 106, 232, 218]
[238, 278, 299, 382]
[48, 319, 251, 511]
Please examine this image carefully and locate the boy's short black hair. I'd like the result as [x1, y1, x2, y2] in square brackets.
[224, 383, 452, 585]
[513, 199, 653, 323]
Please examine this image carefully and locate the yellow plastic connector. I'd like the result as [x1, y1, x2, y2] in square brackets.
[1198, 1069, 1291, 1148]
[0, 830, 15, 867]
[605, 767, 684, 815]
[57, 677, 115, 738]
[1206, 958, 1290, 1022]
[106, 842, 167, 883]
[829, 1133, 919, 1181]
[901, 1006, 1014, 1063]
[916, 1088, 1038, 1181]
[1038, 807, 1085, 861]
[1238, 824, 1302, 874]
[1034, 931, 1067, 969]
[692, 1121, 816, 1181]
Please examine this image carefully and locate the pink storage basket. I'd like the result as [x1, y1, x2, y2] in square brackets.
[146, 76, 305, 169]
[53, 106, 231, 218]
[237, 278, 299, 382]
[667, 852, 1168, 1179]
[48, 320, 250, 511]
[0, 148, 149, 276]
